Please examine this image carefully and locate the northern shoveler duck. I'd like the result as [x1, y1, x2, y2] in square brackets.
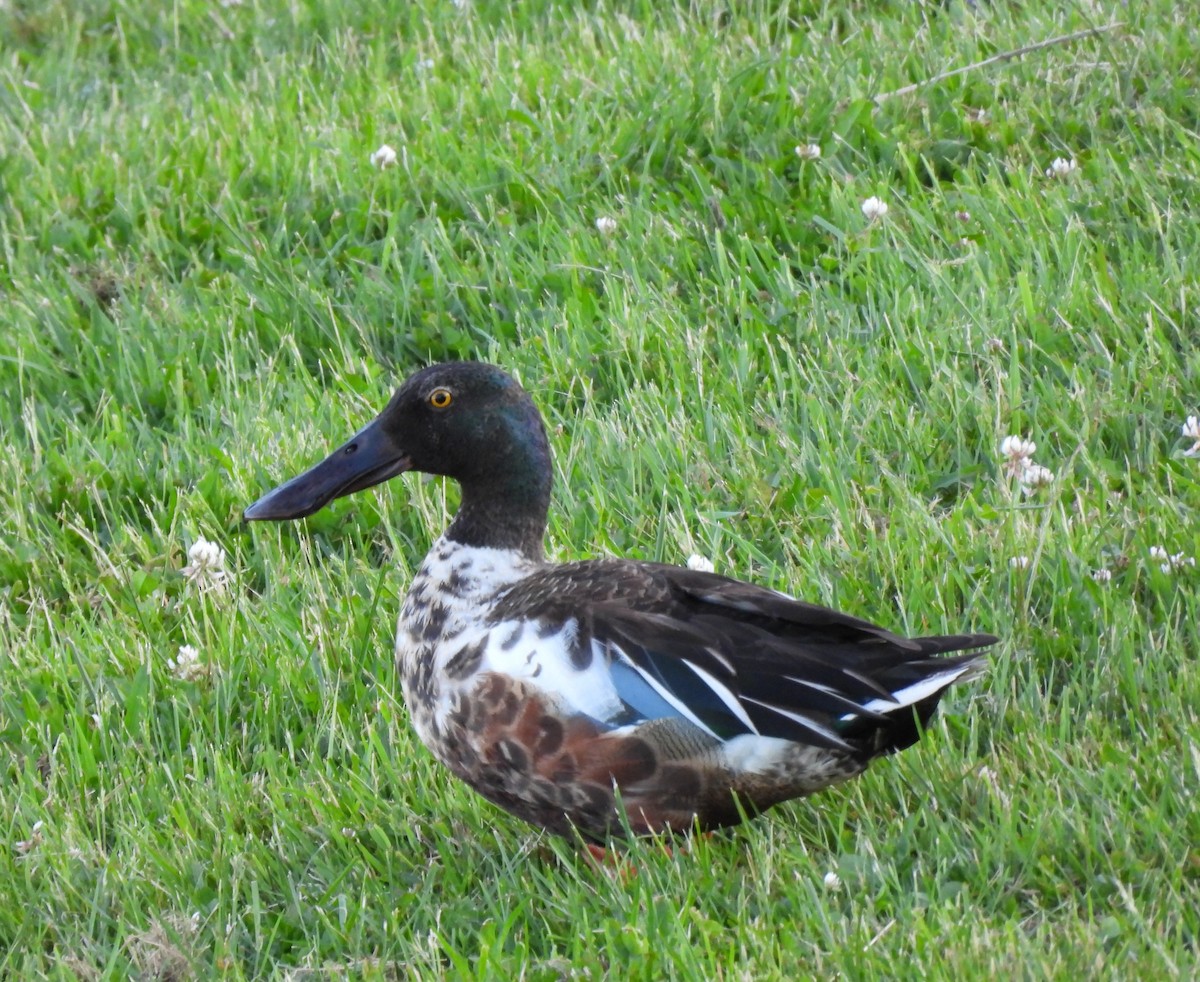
[245, 362, 996, 842]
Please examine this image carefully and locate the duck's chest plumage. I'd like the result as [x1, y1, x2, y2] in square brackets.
[395, 537, 625, 757]
[396, 540, 674, 838]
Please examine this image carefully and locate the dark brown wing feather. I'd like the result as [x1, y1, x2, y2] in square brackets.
[490, 559, 996, 754]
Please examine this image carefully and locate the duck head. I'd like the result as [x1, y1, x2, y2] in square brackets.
[244, 362, 553, 554]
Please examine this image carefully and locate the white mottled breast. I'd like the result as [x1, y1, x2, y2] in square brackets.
[395, 537, 624, 752]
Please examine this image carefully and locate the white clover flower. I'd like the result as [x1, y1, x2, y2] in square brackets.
[417, 58, 435, 72]
[594, 215, 618, 235]
[1090, 568, 1112, 584]
[182, 536, 228, 592]
[999, 435, 1037, 477]
[369, 144, 398, 169]
[14, 821, 44, 856]
[861, 196, 889, 221]
[1150, 547, 1195, 575]
[984, 337, 1005, 353]
[186, 537, 223, 569]
[1009, 555, 1030, 570]
[795, 143, 822, 161]
[686, 554, 715, 574]
[978, 765, 1012, 808]
[823, 871, 841, 889]
[955, 210, 971, 223]
[168, 644, 207, 681]
[1045, 157, 1078, 179]
[1019, 463, 1055, 496]
[1181, 415, 1200, 457]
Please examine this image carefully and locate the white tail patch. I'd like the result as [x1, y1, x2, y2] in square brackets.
[858, 661, 980, 715]
[718, 733, 797, 773]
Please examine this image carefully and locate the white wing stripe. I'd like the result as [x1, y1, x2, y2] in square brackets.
[613, 647, 721, 740]
[703, 646, 736, 675]
[682, 660, 759, 734]
[741, 697, 854, 751]
[842, 668, 897, 702]
[782, 676, 841, 697]
[782, 675, 887, 718]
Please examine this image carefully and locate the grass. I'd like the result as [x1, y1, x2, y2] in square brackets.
[2, 0, 1198, 976]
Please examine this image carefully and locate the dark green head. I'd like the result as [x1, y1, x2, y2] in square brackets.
[244, 362, 553, 554]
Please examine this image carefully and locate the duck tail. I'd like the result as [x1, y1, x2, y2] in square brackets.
[851, 644, 993, 756]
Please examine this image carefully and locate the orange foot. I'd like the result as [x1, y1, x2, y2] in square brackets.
[583, 832, 714, 872]
[582, 842, 638, 880]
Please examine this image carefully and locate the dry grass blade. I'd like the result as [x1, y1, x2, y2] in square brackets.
[873, 21, 1125, 104]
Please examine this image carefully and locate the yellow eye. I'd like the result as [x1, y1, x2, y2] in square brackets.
[429, 388, 453, 409]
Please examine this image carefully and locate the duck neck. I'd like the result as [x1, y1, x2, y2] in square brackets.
[444, 411, 552, 560]
[446, 482, 549, 559]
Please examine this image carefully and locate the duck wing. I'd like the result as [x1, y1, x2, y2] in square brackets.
[489, 560, 996, 756]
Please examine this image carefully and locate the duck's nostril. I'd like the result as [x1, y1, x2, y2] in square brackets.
[344, 443, 358, 455]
